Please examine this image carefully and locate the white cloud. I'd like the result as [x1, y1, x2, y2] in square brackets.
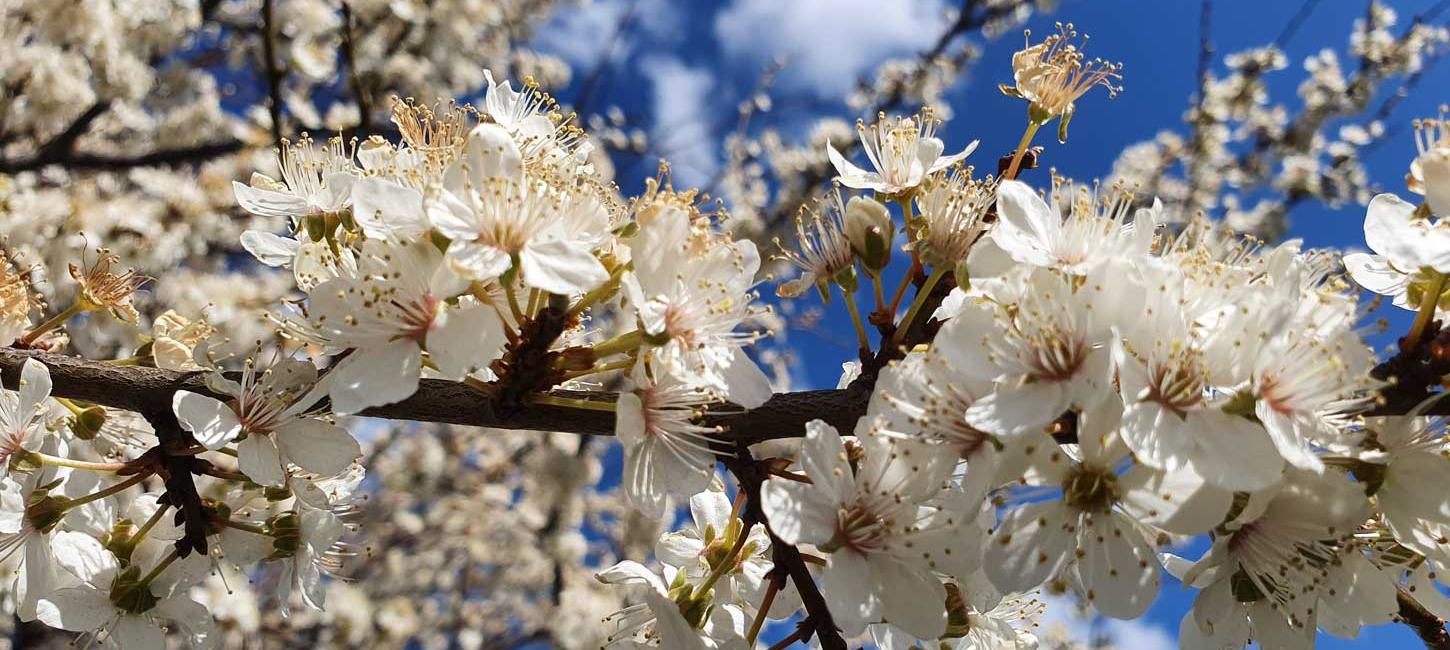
[534, 0, 680, 67]
[641, 55, 718, 188]
[1037, 593, 1177, 650]
[714, 0, 950, 98]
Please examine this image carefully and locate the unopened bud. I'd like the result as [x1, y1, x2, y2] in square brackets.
[70, 406, 107, 441]
[844, 197, 893, 273]
[1415, 150, 1450, 216]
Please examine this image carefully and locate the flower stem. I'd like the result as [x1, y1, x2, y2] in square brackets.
[1405, 271, 1447, 352]
[562, 356, 638, 381]
[503, 281, 525, 323]
[692, 519, 749, 601]
[37, 453, 126, 473]
[766, 628, 806, 650]
[567, 266, 626, 318]
[871, 273, 886, 312]
[20, 302, 86, 345]
[53, 397, 88, 417]
[140, 549, 180, 586]
[527, 394, 617, 412]
[222, 519, 271, 536]
[64, 471, 149, 510]
[887, 267, 914, 315]
[841, 286, 871, 354]
[891, 266, 947, 347]
[133, 503, 171, 544]
[746, 577, 782, 644]
[1003, 120, 1043, 181]
[591, 329, 644, 359]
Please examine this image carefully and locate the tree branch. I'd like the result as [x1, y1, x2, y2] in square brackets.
[1398, 586, 1450, 650]
[261, 0, 285, 146]
[0, 140, 247, 174]
[0, 347, 868, 443]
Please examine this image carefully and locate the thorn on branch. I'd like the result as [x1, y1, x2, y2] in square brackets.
[137, 405, 210, 557]
[997, 146, 1042, 179]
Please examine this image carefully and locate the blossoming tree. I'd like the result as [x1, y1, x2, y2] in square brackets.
[2, 2, 1450, 649]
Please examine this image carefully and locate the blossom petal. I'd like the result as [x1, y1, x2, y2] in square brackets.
[1076, 514, 1159, 619]
[352, 177, 428, 241]
[49, 531, 118, 585]
[427, 303, 506, 380]
[1186, 410, 1284, 491]
[874, 555, 947, 639]
[171, 391, 241, 451]
[826, 141, 886, 191]
[112, 614, 166, 650]
[329, 339, 422, 415]
[759, 479, 837, 546]
[240, 230, 300, 267]
[520, 239, 608, 295]
[965, 381, 1068, 436]
[821, 550, 881, 636]
[984, 501, 1075, 594]
[232, 181, 308, 219]
[992, 180, 1057, 267]
[1117, 463, 1231, 535]
[465, 123, 524, 181]
[275, 419, 359, 477]
[238, 433, 285, 487]
[721, 348, 772, 409]
[36, 587, 113, 632]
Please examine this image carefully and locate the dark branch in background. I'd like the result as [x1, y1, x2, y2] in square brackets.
[0, 140, 247, 174]
[261, 0, 286, 146]
[570, 0, 640, 116]
[33, 101, 111, 162]
[1181, 0, 1216, 218]
[340, 1, 373, 138]
[1273, 0, 1322, 48]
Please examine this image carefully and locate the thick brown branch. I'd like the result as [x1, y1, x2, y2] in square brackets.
[0, 347, 867, 443]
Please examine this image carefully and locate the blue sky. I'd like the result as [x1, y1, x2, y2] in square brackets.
[531, 0, 1450, 647]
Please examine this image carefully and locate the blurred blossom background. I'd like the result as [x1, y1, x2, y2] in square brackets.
[1, 0, 1446, 647]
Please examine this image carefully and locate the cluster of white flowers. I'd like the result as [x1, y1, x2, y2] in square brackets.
[594, 33, 1450, 648]
[1106, 3, 1449, 239]
[3, 8, 1450, 648]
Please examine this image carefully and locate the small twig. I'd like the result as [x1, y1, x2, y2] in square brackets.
[1398, 586, 1450, 649]
[340, 1, 373, 135]
[261, 0, 285, 145]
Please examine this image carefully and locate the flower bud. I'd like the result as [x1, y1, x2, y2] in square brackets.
[844, 197, 893, 273]
[69, 406, 108, 441]
[1414, 150, 1450, 216]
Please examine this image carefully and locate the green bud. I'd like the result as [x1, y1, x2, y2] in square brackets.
[109, 565, 159, 614]
[267, 511, 302, 559]
[844, 196, 894, 273]
[304, 213, 327, 243]
[8, 448, 43, 473]
[1221, 389, 1259, 420]
[26, 495, 68, 534]
[70, 406, 108, 441]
